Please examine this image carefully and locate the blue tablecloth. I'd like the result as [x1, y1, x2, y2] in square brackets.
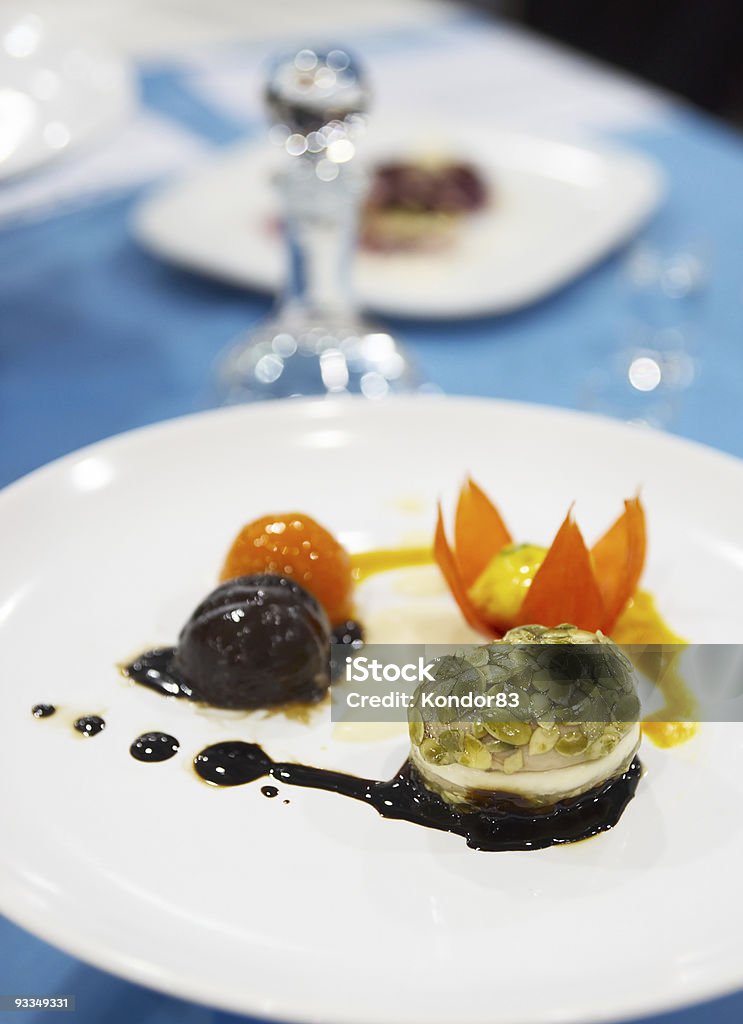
[2, 16, 743, 1024]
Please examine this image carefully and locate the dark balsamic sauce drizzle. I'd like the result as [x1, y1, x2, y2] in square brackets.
[130, 732, 180, 763]
[261, 785, 279, 798]
[123, 648, 193, 699]
[32, 704, 56, 718]
[125, 619, 365, 705]
[194, 740, 641, 852]
[74, 715, 105, 737]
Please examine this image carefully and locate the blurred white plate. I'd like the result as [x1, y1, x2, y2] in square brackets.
[0, 8, 135, 181]
[1, 396, 743, 1024]
[134, 127, 664, 318]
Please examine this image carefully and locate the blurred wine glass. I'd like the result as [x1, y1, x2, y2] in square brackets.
[581, 227, 707, 427]
[214, 46, 422, 404]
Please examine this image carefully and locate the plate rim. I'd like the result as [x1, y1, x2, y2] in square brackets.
[3, 882, 743, 1024]
[3, 394, 742, 507]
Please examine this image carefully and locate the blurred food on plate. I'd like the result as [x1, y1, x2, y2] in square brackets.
[361, 157, 489, 252]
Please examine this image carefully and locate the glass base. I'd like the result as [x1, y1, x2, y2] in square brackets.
[214, 313, 424, 403]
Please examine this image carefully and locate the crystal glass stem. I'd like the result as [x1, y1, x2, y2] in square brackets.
[280, 158, 359, 326]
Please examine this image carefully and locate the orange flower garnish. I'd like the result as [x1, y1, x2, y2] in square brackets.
[434, 478, 646, 638]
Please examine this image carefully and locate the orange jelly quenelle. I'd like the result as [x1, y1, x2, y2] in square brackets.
[220, 513, 354, 625]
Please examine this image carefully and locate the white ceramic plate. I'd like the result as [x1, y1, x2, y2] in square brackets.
[133, 126, 664, 318]
[1, 397, 742, 1024]
[0, 7, 135, 181]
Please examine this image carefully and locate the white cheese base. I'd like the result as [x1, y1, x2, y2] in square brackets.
[411, 723, 641, 806]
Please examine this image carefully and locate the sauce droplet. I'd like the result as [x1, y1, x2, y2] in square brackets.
[194, 741, 272, 787]
[32, 704, 56, 718]
[74, 715, 105, 737]
[130, 732, 180, 763]
[261, 785, 279, 799]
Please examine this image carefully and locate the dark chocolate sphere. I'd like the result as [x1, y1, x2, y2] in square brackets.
[173, 575, 331, 709]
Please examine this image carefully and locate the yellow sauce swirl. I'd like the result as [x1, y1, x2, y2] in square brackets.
[612, 591, 697, 748]
[352, 546, 433, 582]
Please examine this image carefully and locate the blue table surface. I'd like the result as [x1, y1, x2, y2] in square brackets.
[2, 18, 743, 1024]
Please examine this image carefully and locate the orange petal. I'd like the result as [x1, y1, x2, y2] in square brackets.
[592, 497, 646, 630]
[454, 478, 512, 587]
[516, 511, 605, 632]
[434, 504, 502, 638]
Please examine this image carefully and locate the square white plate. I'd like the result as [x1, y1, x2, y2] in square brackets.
[133, 125, 664, 318]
